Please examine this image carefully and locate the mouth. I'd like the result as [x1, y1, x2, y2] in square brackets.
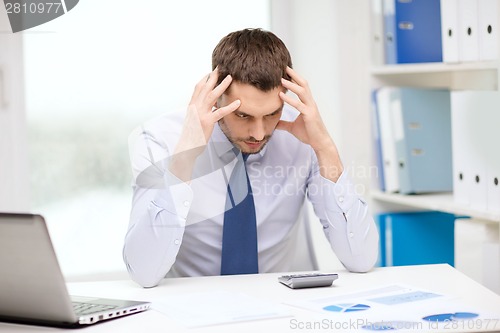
[244, 141, 264, 150]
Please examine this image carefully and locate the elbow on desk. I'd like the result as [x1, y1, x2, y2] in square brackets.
[136, 278, 161, 289]
[342, 249, 379, 273]
[344, 261, 376, 274]
[123, 254, 163, 288]
[126, 264, 162, 288]
[342, 222, 380, 273]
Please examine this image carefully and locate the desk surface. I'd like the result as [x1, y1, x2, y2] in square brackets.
[1, 264, 499, 333]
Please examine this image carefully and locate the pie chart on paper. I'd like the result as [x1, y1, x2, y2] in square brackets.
[323, 303, 371, 313]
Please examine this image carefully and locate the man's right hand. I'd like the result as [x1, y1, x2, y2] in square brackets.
[188, 68, 241, 143]
[170, 68, 240, 182]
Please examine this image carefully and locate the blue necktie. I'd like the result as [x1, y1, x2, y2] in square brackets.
[220, 152, 259, 275]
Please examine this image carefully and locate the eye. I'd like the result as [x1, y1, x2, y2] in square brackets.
[235, 113, 248, 119]
[266, 111, 280, 117]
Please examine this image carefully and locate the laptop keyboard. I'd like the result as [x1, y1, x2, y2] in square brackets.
[72, 302, 118, 316]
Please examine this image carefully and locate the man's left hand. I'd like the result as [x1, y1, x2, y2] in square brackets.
[277, 67, 333, 153]
[277, 67, 344, 182]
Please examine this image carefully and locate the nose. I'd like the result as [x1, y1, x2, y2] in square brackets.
[249, 119, 266, 141]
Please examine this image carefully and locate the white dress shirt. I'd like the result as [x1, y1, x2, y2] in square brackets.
[123, 106, 379, 287]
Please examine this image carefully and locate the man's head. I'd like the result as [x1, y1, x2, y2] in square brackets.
[212, 28, 292, 154]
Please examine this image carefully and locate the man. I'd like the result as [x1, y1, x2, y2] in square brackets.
[123, 28, 378, 288]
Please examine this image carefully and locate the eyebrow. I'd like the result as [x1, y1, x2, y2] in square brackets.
[235, 106, 283, 118]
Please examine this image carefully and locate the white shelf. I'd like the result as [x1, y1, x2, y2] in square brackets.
[371, 61, 499, 75]
[371, 190, 500, 223]
[371, 61, 499, 91]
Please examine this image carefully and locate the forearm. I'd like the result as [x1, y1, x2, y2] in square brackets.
[169, 108, 208, 182]
[309, 171, 379, 272]
[314, 142, 344, 183]
[123, 178, 193, 287]
[324, 196, 379, 273]
[123, 208, 184, 288]
[169, 146, 204, 183]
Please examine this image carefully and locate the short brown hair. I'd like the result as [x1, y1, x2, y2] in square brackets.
[212, 28, 292, 91]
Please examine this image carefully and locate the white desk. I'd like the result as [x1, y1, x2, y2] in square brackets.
[1, 264, 499, 332]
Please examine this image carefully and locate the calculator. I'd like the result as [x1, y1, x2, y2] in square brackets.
[278, 273, 339, 289]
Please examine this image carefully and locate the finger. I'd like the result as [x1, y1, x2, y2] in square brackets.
[200, 67, 220, 96]
[279, 91, 307, 114]
[207, 74, 233, 105]
[283, 67, 316, 105]
[281, 77, 303, 95]
[211, 99, 241, 122]
[191, 72, 212, 101]
[286, 66, 307, 87]
[281, 78, 315, 106]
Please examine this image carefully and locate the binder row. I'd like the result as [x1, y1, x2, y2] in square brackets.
[451, 91, 500, 214]
[372, 87, 500, 213]
[376, 211, 455, 267]
[372, 87, 453, 194]
[372, 0, 499, 65]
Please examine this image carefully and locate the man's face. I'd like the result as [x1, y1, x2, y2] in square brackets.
[218, 81, 284, 154]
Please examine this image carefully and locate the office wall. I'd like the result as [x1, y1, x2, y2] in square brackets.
[0, 10, 29, 212]
[271, 0, 372, 270]
[271, 1, 493, 290]
[19, 0, 271, 280]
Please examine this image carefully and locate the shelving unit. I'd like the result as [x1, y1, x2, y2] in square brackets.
[371, 60, 498, 75]
[370, 60, 500, 227]
[369, 3, 500, 291]
[370, 57, 500, 227]
[369, 57, 500, 229]
[371, 61, 499, 91]
[371, 190, 500, 223]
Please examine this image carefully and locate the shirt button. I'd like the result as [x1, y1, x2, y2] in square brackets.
[183, 200, 190, 207]
[338, 196, 345, 203]
[174, 239, 180, 245]
[349, 232, 354, 238]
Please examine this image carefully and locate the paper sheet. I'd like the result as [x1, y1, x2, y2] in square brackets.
[287, 285, 500, 332]
[152, 290, 291, 328]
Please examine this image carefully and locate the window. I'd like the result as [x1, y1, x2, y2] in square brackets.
[23, 0, 270, 279]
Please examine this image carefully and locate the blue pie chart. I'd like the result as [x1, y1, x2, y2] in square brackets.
[323, 303, 371, 313]
[422, 312, 479, 322]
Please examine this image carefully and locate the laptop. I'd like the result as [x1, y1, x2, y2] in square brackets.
[0, 212, 151, 327]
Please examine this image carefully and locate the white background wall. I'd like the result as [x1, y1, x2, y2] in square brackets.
[271, 0, 372, 270]
[0, 10, 29, 212]
[3, 0, 272, 280]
